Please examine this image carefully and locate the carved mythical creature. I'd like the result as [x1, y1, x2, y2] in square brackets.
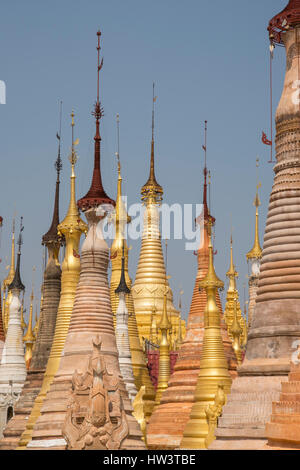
[205, 384, 227, 447]
[62, 335, 129, 450]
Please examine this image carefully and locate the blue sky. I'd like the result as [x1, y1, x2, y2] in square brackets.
[0, 0, 287, 323]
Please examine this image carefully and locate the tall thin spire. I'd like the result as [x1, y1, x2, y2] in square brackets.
[247, 161, 262, 261]
[42, 101, 63, 246]
[77, 30, 114, 211]
[3, 219, 15, 289]
[141, 83, 163, 204]
[9, 218, 25, 292]
[115, 242, 130, 295]
[200, 121, 214, 225]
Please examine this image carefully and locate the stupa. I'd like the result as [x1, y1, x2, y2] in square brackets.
[24, 31, 144, 450]
[23, 288, 36, 370]
[17, 112, 87, 449]
[0, 286, 4, 361]
[211, 0, 300, 449]
[224, 237, 247, 364]
[246, 170, 263, 329]
[132, 84, 185, 345]
[0, 219, 26, 437]
[180, 218, 232, 449]
[146, 129, 237, 450]
[109, 115, 155, 420]
[115, 242, 138, 403]
[0, 134, 64, 450]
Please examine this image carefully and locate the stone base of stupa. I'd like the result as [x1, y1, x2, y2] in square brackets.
[0, 369, 44, 449]
[264, 363, 300, 450]
[209, 360, 289, 450]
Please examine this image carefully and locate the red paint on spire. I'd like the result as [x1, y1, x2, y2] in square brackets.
[77, 30, 115, 212]
[269, 0, 300, 44]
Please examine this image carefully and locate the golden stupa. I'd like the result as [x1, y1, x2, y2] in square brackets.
[180, 218, 232, 449]
[224, 236, 247, 363]
[17, 111, 87, 449]
[109, 114, 155, 421]
[2, 220, 15, 334]
[132, 85, 185, 344]
[154, 279, 172, 408]
[23, 289, 36, 370]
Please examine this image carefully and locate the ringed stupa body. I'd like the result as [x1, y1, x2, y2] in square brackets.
[211, 0, 300, 449]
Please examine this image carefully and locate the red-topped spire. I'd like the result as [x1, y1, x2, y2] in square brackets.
[77, 30, 115, 212]
[269, 0, 300, 45]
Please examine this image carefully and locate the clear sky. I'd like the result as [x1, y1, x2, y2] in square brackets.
[0, 0, 287, 323]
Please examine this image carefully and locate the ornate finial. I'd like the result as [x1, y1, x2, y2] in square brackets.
[247, 160, 262, 260]
[141, 83, 163, 204]
[77, 30, 114, 212]
[116, 113, 121, 176]
[226, 234, 238, 281]
[42, 104, 64, 246]
[55, 100, 63, 181]
[69, 110, 78, 167]
[199, 216, 224, 291]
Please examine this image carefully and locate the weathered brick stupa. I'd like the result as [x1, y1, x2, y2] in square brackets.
[25, 31, 144, 450]
[146, 137, 237, 450]
[265, 359, 300, 449]
[180, 219, 232, 449]
[0, 219, 26, 437]
[2, 221, 15, 336]
[211, 0, 300, 449]
[0, 136, 64, 450]
[132, 84, 185, 346]
[110, 120, 155, 421]
[17, 113, 87, 449]
[246, 174, 263, 329]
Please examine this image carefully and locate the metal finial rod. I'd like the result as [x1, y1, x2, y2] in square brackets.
[204, 120, 207, 169]
[116, 113, 120, 164]
[165, 240, 168, 283]
[55, 100, 63, 180]
[96, 30, 101, 105]
[152, 82, 156, 141]
[31, 265, 36, 299]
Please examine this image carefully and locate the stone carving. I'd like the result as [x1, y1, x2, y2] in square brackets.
[62, 336, 129, 450]
[205, 385, 227, 448]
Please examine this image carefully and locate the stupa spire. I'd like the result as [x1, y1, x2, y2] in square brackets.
[141, 83, 163, 204]
[9, 218, 25, 293]
[23, 276, 36, 370]
[77, 30, 114, 211]
[246, 177, 262, 261]
[42, 102, 63, 246]
[154, 278, 172, 408]
[224, 236, 247, 361]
